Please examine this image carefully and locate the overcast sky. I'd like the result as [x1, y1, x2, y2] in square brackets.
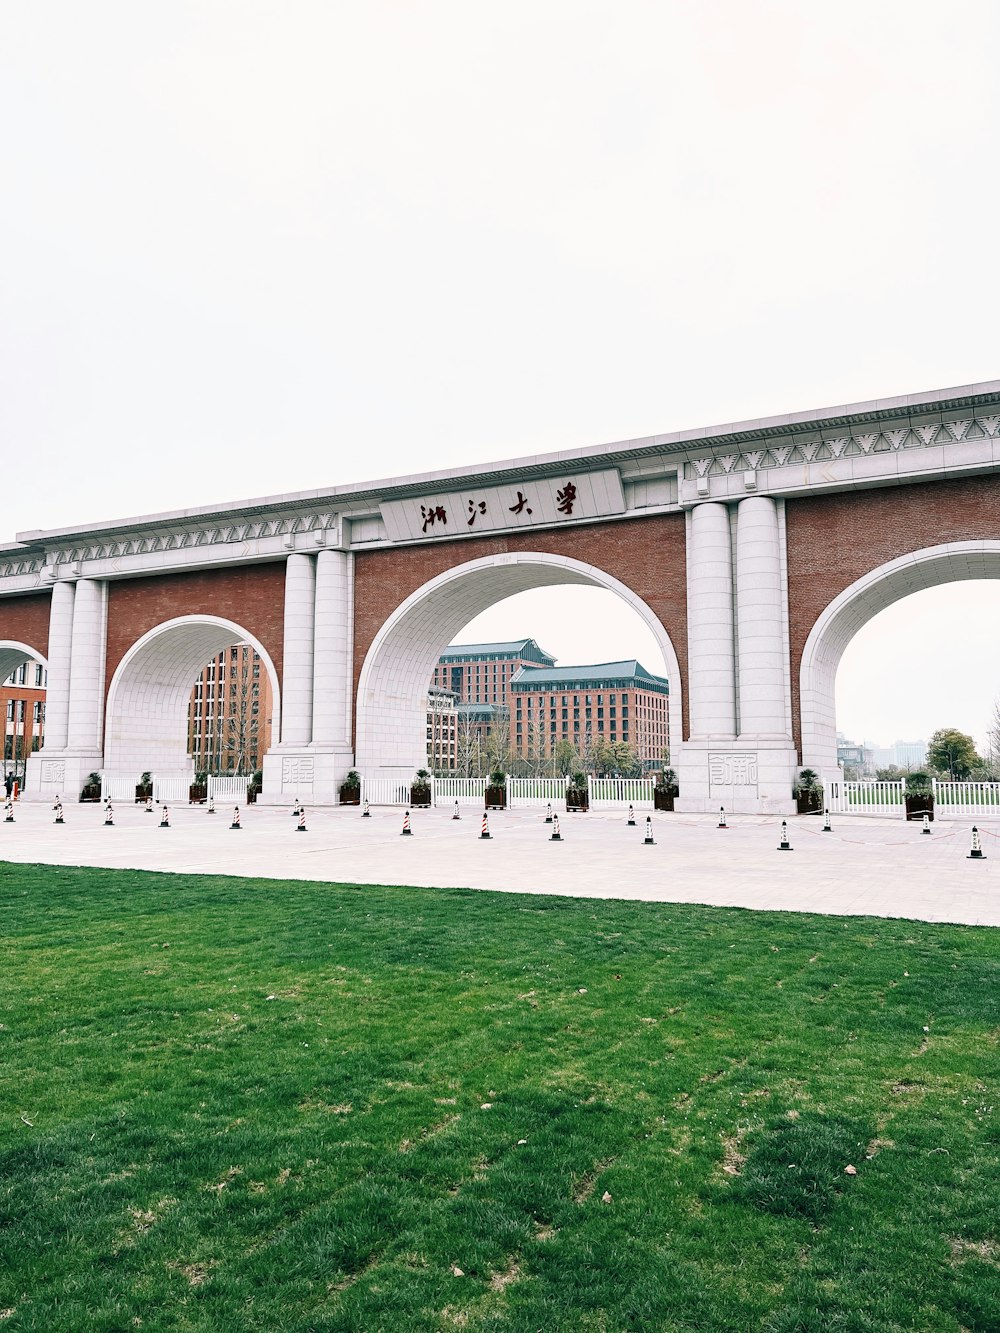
[2, 2, 999, 748]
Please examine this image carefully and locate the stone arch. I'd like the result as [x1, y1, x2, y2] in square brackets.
[104, 615, 281, 777]
[355, 551, 682, 778]
[799, 541, 1000, 774]
[0, 640, 47, 684]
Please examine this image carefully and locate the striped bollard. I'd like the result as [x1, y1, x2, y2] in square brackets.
[207, 797, 215, 814]
[296, 807, 307, 832]
[627, 803, 636, 827]
[718, 806, 727, 829]
[4, 800, 13, 823]
[104, 803, 114, 827]
[145, 796, 153, 814]
[777, 820, 792, 851]
[159, 805, 170, 829]
[452, 800, 461, 821]
[401, 810, 413, 836]
[480, 811, 491, 840]
[54, 801, 65, 825]
[822, 808, 832, 832]
[550, 814, 562, 842]
[230, 806, 242, 830]
[968, 825, 986, 860]
[362, 799, 371, 818]
[643, 816, 655, 846]
[544, 802, 553, 825]
[921, 813, 931, 835]
[291, 803, 300, 818]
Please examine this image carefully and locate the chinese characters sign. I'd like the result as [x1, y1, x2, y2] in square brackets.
[380, 469, 626, 544]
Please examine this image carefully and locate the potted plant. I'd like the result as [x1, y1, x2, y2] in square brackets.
[411, 768, 432, 808]
[794, 768, 823, 815]
[904, 771, 934, 821]
[566, 771, 589, 812]
[79, 771, 102, 802]
[135, 771, 153, 803]
[339, 768, 362, 805]
[654, 767, 678, 812]
[189, 769, 208, 804]
[246, 769, 263, 805]
[485, 769, 507, 810]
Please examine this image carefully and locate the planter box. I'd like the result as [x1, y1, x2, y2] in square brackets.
[135, 786, 152, 803]
[411, 786, 432, 808]
[339, 787, 361, 805]
[189, 785, 207, 804]
[905, 794, 934, 821]
[79, 785, 101, 803]
[485, 785, 506, 810]
[795, 791, 823, 815]
[246, 788, 258, 805]
[654, 789, 676, 812]
[566, 790, 589, 812]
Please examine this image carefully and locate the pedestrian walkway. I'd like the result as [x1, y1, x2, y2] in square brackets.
[2, 802, 998, 927]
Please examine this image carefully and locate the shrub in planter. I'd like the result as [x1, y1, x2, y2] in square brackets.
[339, 769, 362, 805]
[654, 767, 678, 812]
[566, 771, 589, 812]
[794, 768, 823, 815]
[904, 771, 934, 821]
[485, 769, 507, 810]
[411, 768, 432, 808]
[80, 771, 102, 802]
[135, 771, 153, 803]
[246, 768, 263, 805]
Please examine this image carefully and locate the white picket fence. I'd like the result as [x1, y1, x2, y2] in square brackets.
[824, 777, 1000, 818]
[507, 776, 568, 806]
[208, 774, 251, 804]
[101, 774, 138, 802]
[433, 777, 488, 805]
[360, 777, 413, 806]
[588, 776, 656, 809]
[152, 775, 191, 804]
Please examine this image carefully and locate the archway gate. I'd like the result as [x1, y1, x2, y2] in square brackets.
[1, 379, 999, 813]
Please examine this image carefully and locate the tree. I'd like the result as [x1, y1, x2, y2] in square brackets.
[553, 739, 579, 776]
[927, 728, 980, 780]
[875, 764, 905, 782]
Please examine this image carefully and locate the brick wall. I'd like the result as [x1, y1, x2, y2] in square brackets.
[104, 564, 286, 699]
[786, 474, 1000, 753]
[352, 514, 689, 744]
[0, 592, 51, 659]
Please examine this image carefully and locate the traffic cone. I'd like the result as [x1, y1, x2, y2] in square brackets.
[4, 800, 14, 823]
[627, 803, 636, 827]
[291, 804, 300, 818]
[544, 802, 553, 824]
[145, 796, 153, 814]
[968, 825, 986, 859]
[643, 816, 655, 845]
[452, 800, 461, 821]
[480, 811, 492, 840]
[718, 806, 727, 829]
[104, 803, 114, 827]
[550, 814, 562, 842]
[159, 805, 170, 828]
[230, 806, 242, 830]
[54, 800, 65, 825]
[207, 797, 215, 814]
[777, 820, 792, 851]
[296, 807, 307, 832]
[921, 813, 931, 835]
[401, 809, 413, 836]
[362, 799, 371, 818]
[822, 808, 832, 832]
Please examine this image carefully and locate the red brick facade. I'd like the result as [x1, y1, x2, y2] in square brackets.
[785, 473, 1000, 754]
[0, 593, 50, 660]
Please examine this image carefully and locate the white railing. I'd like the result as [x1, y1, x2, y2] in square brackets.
[101, 774, 139, 802]
[208, 774, 251, 804]
[824, 779, 904, 815]
[932, 779, 1000, 816]
[588, 776, 656, 809]
[361, 777, 412, 806]
[152, 775, 192, 804]
[508, 776, 568, 806]
[433, 777, 488, 805]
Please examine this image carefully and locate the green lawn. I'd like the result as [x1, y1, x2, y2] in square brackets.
[1, 865, 999, 1332]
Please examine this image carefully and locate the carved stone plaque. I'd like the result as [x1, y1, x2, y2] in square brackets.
[282, 757, 314, 789]
[40, 759, 66, 786]
[708, 752, 759, 792]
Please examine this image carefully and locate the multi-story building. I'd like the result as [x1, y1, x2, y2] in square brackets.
[186, 644, 274, 774]
[894, 739, 927, 769]
[427, 686, 458, 771]
[431, 639, 555, 706]
[836, 733, 870, 775]
[510, 660, 669, 770]
[454, 702, 510, 776]
[2, 660, 46, 784]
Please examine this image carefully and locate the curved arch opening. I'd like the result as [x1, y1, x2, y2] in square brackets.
[356, 552, 682, 779]
[1, 641, 48, 785]
[800, 542, 1000, 774]
[104, 616, 281, 779]
[0, 640, 47, 683]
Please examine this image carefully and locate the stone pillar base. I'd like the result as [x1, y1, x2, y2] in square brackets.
[675, 739, 798, 815]
[258, 745, 355, 806]
[23, 750, 105, 803]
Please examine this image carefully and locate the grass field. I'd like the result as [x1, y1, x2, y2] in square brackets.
[1, 865, 999, 1332]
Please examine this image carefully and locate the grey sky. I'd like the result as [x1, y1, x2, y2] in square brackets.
[2, 2, 998, 747]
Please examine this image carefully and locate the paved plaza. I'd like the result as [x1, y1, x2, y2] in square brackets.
[2, 801, 999, 927]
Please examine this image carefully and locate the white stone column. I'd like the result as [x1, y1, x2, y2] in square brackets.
[278, 553, 316, 746]
[686, 502, 736, 739]
[66, 578, 108, 753]
[312, 549, 353, 748]
[42, 580, 75, 750]
[735, 496, 789, 740]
